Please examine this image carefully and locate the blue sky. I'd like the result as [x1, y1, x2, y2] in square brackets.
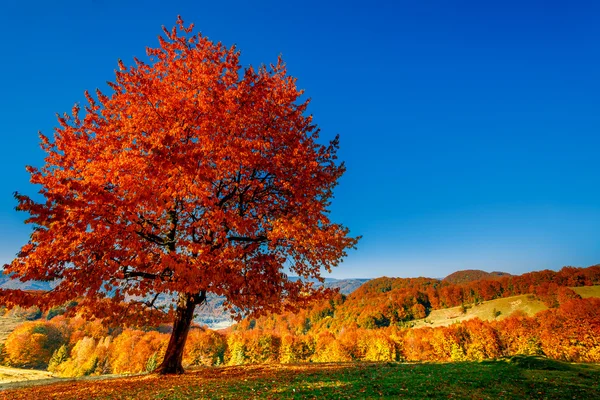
[1, 1, 599, 279]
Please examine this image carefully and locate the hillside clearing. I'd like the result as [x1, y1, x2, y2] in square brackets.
[571, 285, 600, 298]
[1, 357, 599, 399]
[410, 285, 600, 330]
[0, 318, 24, 344]
[411, 294, 547, 329]
[0, 366, 53, 385]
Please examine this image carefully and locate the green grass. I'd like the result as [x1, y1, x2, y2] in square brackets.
[571, 285, 600, 299]
[2, 357, 599, 399]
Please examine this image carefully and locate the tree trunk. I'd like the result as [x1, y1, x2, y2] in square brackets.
[155, 291, 205, 374]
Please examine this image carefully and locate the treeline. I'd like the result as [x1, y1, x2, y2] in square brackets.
[231, 296, 600, 364]
[1, 265, 599, 376]
[237, 265, 600, 333]
[1, 296, 598, 377]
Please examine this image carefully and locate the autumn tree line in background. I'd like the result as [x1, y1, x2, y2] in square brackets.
[1, 265, 599, 377]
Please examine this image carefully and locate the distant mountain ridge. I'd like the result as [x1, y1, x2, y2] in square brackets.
[0, 271, 368, 329]
[196, 278, 370, 329]
[0, 272, 56, 292]
[443, 269, 512, 284]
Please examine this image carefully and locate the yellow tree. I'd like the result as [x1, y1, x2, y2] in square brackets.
[4, 321, 66, 369]
[2, 17, 358, 374]
[183, 328, 226, 367]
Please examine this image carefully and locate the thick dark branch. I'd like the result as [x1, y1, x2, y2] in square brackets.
[217, 187, 237, 208]
[143, 292, 161, 309]
[124, 270, 160, 280]
[227, 235, 268, 243]
[138, 214, 161, 230]
[122, 267, 173, 281]
[135, 230, 167, 246]
[191, 290, 207, 305]
[166, 209, 178, 251]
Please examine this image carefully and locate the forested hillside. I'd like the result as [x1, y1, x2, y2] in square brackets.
[234, 265, 600, 333]
[443, 269, 512, 284]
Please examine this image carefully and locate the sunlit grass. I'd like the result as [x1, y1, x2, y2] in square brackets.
[571, 285, 600, 299]
[2, 358, 599, 399]
[411, 294, 547, 329]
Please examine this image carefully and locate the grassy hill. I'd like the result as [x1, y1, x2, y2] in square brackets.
[411, 293, 547, 329]
[572, 285, 600, 298]
[0, 317, 24, 344]
[411, 285, 600, 329]
[1, 357, 598, 399]
[0, 365, 53, 385]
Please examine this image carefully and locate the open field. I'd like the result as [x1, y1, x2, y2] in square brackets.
[0, 318, 23, 344]
[571, 285, 600, 298]
[1, 357, 599, 399]
[0, 366, 53, 385]
[411, 285, 600, 330]
[412, 294, 547, 329]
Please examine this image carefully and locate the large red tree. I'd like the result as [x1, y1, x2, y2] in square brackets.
[2, 17, 358, 374]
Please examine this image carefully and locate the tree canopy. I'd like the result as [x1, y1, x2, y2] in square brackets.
[1, 17, 358, 373]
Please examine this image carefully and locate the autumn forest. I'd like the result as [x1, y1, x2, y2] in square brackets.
[1, 265, 599, 378]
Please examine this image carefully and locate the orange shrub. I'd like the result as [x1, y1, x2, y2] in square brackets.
[311, 331, 351, 362]
[4, 321, 66, 368]
[108, 329, 168, 374]
[279, 334, 314, 363]
[183, 328, 226, 366]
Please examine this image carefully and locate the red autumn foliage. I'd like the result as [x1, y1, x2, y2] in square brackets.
[1, 16, 357, 374]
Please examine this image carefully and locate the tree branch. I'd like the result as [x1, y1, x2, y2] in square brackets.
[227, 235, 268, 243]
[124, 270, 160, 280]
[191, 290, 207, 305]
[135, 230, 167, 246]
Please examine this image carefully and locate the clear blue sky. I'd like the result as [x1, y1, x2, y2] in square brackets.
[1, 0, 599, 279]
